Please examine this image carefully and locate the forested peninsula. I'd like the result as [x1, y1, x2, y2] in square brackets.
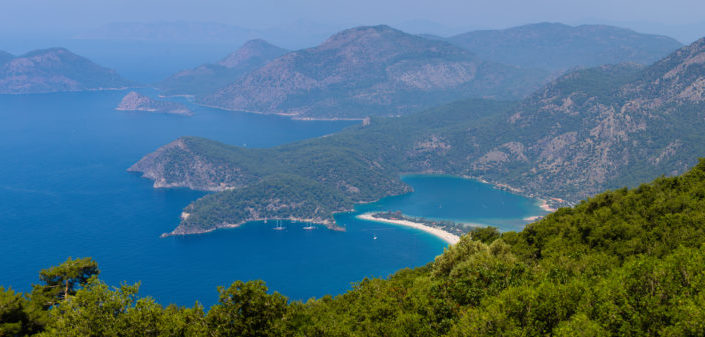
[5, 160, 705, 335]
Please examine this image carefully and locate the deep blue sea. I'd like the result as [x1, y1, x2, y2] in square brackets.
[0, 90, 546, 307]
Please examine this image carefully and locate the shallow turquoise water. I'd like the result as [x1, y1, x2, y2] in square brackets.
[359, 174, 548, 232]
[0, 91, 544, 307]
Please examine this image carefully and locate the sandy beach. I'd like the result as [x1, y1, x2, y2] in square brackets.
[538, 199, 557, 212]
[356, 213, 460, 245]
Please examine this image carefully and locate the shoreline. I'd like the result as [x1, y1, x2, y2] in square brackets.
[537, 199, 557, 212]
[196, 102, 367, 121]
[160, 216, 345, 238]
[356, 212, 460, 245]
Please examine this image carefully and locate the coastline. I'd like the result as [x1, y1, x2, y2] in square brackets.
[356, 212, 460, 245]
[197, 102, 366, 121]
[160, 216, 345, 238]
[537, 199, 557, 212]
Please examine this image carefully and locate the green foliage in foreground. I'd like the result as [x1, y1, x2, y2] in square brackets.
[5, 160, 705, 336]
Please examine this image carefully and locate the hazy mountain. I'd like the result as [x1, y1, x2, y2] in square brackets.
[445, 22, 683, 71]
[0, 48, 132, 94]
[199, 25, 549, 119]
[157, 39, 288, 96]
[131, 36, 705, 235]
[0, 51, 13, 65]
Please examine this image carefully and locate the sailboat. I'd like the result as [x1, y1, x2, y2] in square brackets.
[273, 220, 285, 231]
[302, 224, 316, 230]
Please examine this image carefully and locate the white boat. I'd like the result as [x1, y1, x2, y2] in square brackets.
[303, 224, 316, 230]
[273, 220, 285, 231]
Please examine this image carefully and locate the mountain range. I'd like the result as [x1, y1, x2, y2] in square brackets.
[440, 22, 683, 71]
[158, 39, 288, 96]
[160, 23, 682, 120]
[131, 36, 705, 236]
[198, 25, 550, 119]
[0, 48, 131, 94]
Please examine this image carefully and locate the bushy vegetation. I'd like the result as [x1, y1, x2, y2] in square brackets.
[5, 160, 705, 336]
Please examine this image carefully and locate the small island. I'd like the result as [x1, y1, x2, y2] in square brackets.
[116, 91, 192, 116]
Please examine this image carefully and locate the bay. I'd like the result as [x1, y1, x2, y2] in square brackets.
[0, 90, 544, 307]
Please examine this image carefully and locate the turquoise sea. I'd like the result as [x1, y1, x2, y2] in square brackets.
[0, 90, 546, 307]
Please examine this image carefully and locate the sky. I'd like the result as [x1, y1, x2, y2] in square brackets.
[2, 0, 704, 42]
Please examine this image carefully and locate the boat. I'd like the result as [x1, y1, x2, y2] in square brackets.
[273, 220, 285, 231]
[302, 224, 316, 230]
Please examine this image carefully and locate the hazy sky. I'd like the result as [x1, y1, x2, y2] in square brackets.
[3, 0, 705, 41]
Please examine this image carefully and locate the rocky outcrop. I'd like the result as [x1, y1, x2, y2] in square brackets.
[116, 91, 192, 115]
[0, 48, 131, 94]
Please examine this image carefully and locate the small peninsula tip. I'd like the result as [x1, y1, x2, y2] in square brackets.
[116, 91, 192, 116]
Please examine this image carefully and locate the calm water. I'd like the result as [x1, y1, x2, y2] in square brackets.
[0, 90, 544, 307]
[359, 174, 547, 232]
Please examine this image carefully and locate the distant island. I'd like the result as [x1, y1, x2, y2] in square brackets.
[0, 48, 132, 94]
[116, 91, 192, 115]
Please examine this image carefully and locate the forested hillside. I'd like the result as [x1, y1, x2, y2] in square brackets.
[4, 159, 705, 336]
